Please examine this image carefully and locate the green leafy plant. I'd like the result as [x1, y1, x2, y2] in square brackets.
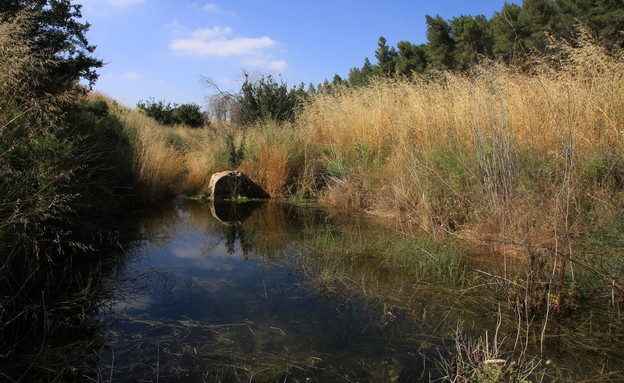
[136, 98, 178, 125]
[224, 132, 245, 168]
[174, 102, 205, 128]
[238, 74, 304, 125]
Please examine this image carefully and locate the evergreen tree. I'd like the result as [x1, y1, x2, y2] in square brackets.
[345, 0, 624, 80]
[450, 14, 493, 70]
[374, 36, 398, 76]
[491, 2, 524, 64]
[425, 15, 455, 69]
[332, 74, 345, 86]
[396, 41, 427, 76]
[348, 57, 374, 87]
[518, 0, 558, 53]
[571, 0, 624, 48]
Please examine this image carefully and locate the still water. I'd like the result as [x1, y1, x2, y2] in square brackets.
[93, 199, 623, 382]
[96, 200, 471, 382]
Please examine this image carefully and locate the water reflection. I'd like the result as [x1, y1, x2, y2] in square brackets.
[94, 201, 456, 382]
[209, 200, 265, 225]
[90, 200, 624, 383]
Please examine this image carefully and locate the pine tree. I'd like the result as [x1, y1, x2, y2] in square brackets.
[375, 36, 398, 76]
[425, 15, 455, 69]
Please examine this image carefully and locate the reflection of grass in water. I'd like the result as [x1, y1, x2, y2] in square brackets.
[301, 222, 474, 290]
[97, 204, 475, 381]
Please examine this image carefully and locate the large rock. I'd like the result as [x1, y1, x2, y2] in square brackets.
[208, 170, 270, 200]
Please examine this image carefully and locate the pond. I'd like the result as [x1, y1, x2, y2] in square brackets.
[91, 200, 474, 382]
[83, 200, 624, 381]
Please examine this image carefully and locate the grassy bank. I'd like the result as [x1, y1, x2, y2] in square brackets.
[301, 39, 624, 310]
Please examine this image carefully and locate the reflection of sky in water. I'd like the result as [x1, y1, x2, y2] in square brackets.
[170, 241, 242, 272]
[110, 209, 314, 325]
[100, 202, 425, 382]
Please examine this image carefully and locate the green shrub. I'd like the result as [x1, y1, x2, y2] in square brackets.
[137, 99, 206, 128]
[238, 74, 304, 125]
[174, 102, 205, 128]
[87, 98, 109, 117]
[225, 132, 245, 168]
[136, 98, 178, 125]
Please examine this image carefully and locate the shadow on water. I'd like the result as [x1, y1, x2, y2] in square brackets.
[3, 200, 624, 382]
[0, 215, 145, 382]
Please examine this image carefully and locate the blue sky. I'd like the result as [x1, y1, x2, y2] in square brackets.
[80, 0, 514, 107]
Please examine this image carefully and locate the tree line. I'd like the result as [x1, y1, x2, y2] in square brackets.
[346, 0, 624, 85]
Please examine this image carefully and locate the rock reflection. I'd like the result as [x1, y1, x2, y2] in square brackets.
[209, 199, 265, 225]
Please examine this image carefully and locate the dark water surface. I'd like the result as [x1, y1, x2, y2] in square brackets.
[96, 200, 461, 382]
[90, 199, 624, 382]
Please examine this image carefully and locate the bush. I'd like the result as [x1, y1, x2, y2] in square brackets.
[137, 99, 206, 128]
[136, 98, 178, 125]
[175, 102, 205, 128]
[238, 74, 304, 125]
[224, 132, 245, 168]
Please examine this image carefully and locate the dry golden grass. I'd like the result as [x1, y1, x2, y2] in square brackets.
[103, 38, 624, 257]
[103, 101, 225, 202]
[299, 39, 624, 231]
[239, 123, 305, 197]
[293, 39, 624, 312]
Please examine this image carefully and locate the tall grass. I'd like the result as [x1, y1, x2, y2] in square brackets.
[295, 38, 624, 313]
[300, 38, 623, 225]
[113, 103, 309, 201]
[239, 122, 306, 197]
[109, 101, 223, 202]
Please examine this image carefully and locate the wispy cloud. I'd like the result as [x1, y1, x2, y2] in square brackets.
[242, 57, 287, 72]
[107, 0, 145, 7]
[169, 25, 286, 72]
[202, 3, 236, 15]
[203, 3, 219, 12]
[171, 245, 241, 272]
[122, 71, 139, 80]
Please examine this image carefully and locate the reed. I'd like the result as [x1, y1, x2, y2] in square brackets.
[299, 38, 623, 225]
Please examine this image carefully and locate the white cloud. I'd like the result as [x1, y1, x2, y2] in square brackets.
[203, 3, 220, 12]
[242, 57, 287, 72]
[171, 245, 242, 272]
[122, 71, 139, 80]
[169, 23, 286, 72]
[107, 0, 145, 6]
[189, 26, 233, 40]
[202, 3, 236, 15]
[170, 26, 277, 57]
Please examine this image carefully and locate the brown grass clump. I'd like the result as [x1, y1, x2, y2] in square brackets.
[239, 123, 305, 197]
